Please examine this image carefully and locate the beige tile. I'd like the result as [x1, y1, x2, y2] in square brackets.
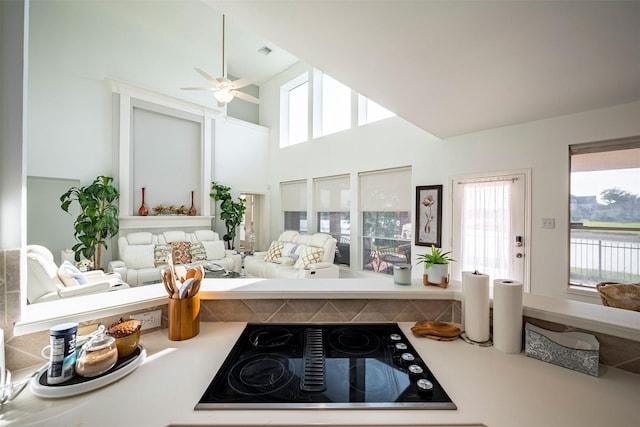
[243, 299, 286, 320]
[270, 302, 317, 323]
[616, 357, 640, 375]
[206, 300, 256, 321]
[328, 299, 369, 320]
[310, 304, 350, 323]
[285, 299, 328, 318]
[411, 299, 453, 321]
[362, 300, 412, 321]
[594, 333, 640, 367]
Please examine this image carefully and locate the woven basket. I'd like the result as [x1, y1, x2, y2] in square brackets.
[596, 282, 640, 312]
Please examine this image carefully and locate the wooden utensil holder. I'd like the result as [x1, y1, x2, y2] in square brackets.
[168, 295, 200, 341]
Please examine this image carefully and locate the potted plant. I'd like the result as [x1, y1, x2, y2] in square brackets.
[60, 175, 119, 270]
[210, 181, 246, 250]
[416, 245, 455, 288]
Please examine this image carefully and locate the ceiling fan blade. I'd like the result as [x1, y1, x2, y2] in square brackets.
[195, 68, 220, 85]
[230, 77, 254, 90]
[180, 86, 218, 91]
[231, 91, 260, 104]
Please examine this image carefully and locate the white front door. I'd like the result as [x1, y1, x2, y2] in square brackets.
[450, 171, 529, 290]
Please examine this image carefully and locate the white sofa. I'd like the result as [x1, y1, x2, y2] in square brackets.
[108, 230, 242, 286]
[244, 231, 338, 279]
[27, 245, 128, 304]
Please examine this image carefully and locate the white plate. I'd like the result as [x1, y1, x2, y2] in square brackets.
[30, 346, 146, 398]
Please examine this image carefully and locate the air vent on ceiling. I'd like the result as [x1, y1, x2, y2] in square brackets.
[258, 45, 272, 56]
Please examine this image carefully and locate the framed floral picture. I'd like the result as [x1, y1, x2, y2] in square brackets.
[415, 185, 443, 247]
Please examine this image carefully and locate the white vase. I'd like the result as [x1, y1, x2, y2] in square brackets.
[423, 263, 449, 287]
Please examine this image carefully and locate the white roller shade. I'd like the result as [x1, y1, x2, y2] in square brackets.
[281, 180, 307, 211]
[359, 167, 411, 211]
[314, 175, 350, 212]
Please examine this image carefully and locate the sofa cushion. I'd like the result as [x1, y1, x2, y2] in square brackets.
[164, 230, 189, 243]
[203, 240, 226, 260]
[275, 256, 296, 266]
[172, 241, 192, 264]
[154, 244, 170, 266]
[123, 244, 155, 269]
[126, 232, 154, 245]
[265, 241, 285, 262]
[194, 229, 219, 242]
[293, 247, 324, 269]
[190, 242, 207, 261]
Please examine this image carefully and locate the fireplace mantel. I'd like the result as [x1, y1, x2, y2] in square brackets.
[119, 215, 214, 233]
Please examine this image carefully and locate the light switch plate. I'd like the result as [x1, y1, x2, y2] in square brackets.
[541, 218, 555, 229]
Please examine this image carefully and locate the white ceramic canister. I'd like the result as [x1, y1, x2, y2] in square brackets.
[393, 264, 412, 285]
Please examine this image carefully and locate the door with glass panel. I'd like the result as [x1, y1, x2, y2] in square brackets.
[451, 172, 529, 288]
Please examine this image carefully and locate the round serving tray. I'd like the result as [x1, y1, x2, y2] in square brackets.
[30, 346, 146, 398]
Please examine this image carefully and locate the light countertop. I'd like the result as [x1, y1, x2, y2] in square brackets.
[3, 322, 639, 427]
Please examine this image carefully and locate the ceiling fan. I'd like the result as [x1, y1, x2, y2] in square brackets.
[181, 15, 260, 107]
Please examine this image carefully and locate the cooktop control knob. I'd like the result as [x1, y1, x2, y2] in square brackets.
[407, 364, 424, 379]
[394, 343, 408, 353]
[416, 378, 434, 393]
[389, 333, 402, 342]
[400, 352, 415, 366]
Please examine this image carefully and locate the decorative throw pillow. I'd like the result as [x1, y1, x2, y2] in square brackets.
[57, 261, 88, 286]
[154, 244, 171, 267]
[264, 241, 285, 263]
[171, 241, 192, 264]
[189, 242, 207, 262]
[293, 247, 324, 269]
[282, 243, 301, 261]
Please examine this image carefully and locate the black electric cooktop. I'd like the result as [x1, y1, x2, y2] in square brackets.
[196, 323, 456, 409]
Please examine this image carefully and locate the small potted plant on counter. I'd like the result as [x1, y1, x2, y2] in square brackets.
[416, 245, 454, 288]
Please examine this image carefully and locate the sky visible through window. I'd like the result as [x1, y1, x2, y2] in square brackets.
[571, 168, 640, 202]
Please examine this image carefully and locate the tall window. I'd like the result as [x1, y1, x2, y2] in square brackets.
[358, 95, 395, 125]
[451, 172, 527, 287]
[359, 167, 412, 275]
[316, 73, 351, 137]
[281, 180, 308, 233]
[280, 73, 309, 147]
[314, 175, 351, 265]
[570, 137, 640, 287]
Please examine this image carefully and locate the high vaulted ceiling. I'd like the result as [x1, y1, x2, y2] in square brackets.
[210, 1, 640, 139]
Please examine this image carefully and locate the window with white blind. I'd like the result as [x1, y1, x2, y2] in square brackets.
[281, 180, 308, 233]
[570, 137, 640, 288]
[314, 175, 351, 265]
[451, 172, 528, 287]
[359, 167, 412, 275]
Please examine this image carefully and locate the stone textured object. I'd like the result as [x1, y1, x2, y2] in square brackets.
[596, 282, 640, 312]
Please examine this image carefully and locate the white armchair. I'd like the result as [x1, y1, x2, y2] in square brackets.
[26, 245, 129, 304]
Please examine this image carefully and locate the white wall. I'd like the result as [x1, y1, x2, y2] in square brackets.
[260, 61, 640, 302]
[27, 0, 222, 181]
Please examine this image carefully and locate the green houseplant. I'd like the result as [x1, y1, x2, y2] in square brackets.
[416, 245, 455, 288]
[210, 181, 246, 250]
[60, 175, 120, 270]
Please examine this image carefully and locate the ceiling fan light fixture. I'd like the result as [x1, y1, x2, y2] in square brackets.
[214, 89, 234, 104]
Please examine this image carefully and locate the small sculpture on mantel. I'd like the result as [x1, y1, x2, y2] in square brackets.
[138, 187, 148, 216]
[188, 190, 197, 216]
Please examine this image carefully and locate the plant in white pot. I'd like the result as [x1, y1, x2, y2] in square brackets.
[416, 245, 455, 288]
